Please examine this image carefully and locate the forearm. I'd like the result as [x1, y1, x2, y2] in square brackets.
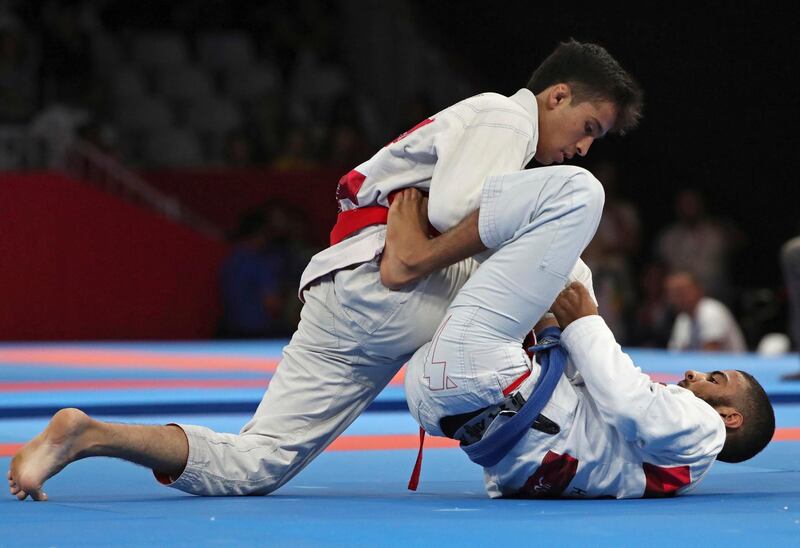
[561, 317, 656, 427]
[381, 208, 486, 289]
[405, 210, 485, 278]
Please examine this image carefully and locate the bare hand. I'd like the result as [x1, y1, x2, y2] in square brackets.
[379, 188, 430, 289]
[550, 282, 599, 329]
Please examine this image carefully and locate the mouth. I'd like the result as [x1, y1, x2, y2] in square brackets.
[677, 380, 687, 388]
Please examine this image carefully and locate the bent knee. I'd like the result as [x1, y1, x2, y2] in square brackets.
[567, 166, 605, 213]
[572, 167, 606, 209]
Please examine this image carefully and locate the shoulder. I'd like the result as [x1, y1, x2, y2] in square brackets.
[460, 91, 518, 109]
[697, 298, 733, 321]
[454, 92, 534, 129]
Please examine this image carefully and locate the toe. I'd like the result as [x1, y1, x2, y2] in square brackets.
[16, 490, 27, 501]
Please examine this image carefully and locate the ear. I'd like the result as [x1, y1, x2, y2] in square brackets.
[544, 83, 572, 109]
[716, 406, 744, 430]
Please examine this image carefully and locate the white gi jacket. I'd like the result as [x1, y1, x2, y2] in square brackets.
[298, 89, 540, 298]
[484, 315, 727, 499]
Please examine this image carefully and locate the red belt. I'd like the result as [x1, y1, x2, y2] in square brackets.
[329, 206, 390, 246]
[329, 191, 439, 246]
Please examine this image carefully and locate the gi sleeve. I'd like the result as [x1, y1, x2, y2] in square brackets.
[561, 315, 726, 461]
[566, 258, 598, 307]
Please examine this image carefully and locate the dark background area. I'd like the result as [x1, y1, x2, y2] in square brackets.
[2, 0, 798, 344]
[412, 1, 799, 290]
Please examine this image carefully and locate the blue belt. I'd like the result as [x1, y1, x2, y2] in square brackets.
[461, 326, 567, 468]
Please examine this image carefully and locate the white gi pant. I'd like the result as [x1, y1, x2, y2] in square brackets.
[167, 256, 474, 495]
[404, 166, 604, 437]
[165, 165, 601, 496]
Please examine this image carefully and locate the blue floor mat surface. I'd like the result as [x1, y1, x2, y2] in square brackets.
[1, 341, 798, 547]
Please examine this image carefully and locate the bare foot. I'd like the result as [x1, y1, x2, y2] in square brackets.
[380, 188, 431, 289]
[8, 408, 94, 501]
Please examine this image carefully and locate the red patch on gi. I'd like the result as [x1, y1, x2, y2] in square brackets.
[519, 450, 578, 498]
[336, 169, 367, 207]
[388, 118, 434, 145]
[642, 463, 691, 497]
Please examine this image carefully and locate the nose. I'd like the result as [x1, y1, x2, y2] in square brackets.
[576, 136, 594, 157]
[684, 370, 705, 382]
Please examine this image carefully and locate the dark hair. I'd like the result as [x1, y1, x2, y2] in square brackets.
[526, 38, 644, 135]
[716, 371, 775, 463]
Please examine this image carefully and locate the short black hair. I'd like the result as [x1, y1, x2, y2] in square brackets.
[527, 38, 644, 135]
[716, 371, 775, 463]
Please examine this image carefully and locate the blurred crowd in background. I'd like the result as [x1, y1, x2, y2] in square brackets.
[1, 0, 796, 358]
[0, 0, 469, 170]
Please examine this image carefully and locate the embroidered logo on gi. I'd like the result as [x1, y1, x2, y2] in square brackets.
[424, 315, 458, 391]
[518, 450, 579, 498]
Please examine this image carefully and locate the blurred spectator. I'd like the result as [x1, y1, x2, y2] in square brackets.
[781, 236, 800, 380]
[655, 188, 742, 305]
[664, 270, 747, 353]
[261, 198, 321, 330]
[629, 261, 674, 348]
[581, 160, 641, 344]
[28, 101, 90, 166]
[218, 209, 287, 339]
[76, 117, 119, 156]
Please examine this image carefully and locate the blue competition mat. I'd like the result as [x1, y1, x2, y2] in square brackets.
[1, 341, 798, 547]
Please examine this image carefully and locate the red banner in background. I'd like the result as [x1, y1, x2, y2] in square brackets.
[142, 167, 342, 247]
[0, 171, 228, 341]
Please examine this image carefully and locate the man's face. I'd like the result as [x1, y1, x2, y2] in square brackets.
[664, 273, 701, 314]
[535, 94, 618, 165]
[677, 369, 747, 406]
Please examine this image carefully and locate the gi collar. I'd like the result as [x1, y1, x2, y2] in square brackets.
[509, 88, 538, 123]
